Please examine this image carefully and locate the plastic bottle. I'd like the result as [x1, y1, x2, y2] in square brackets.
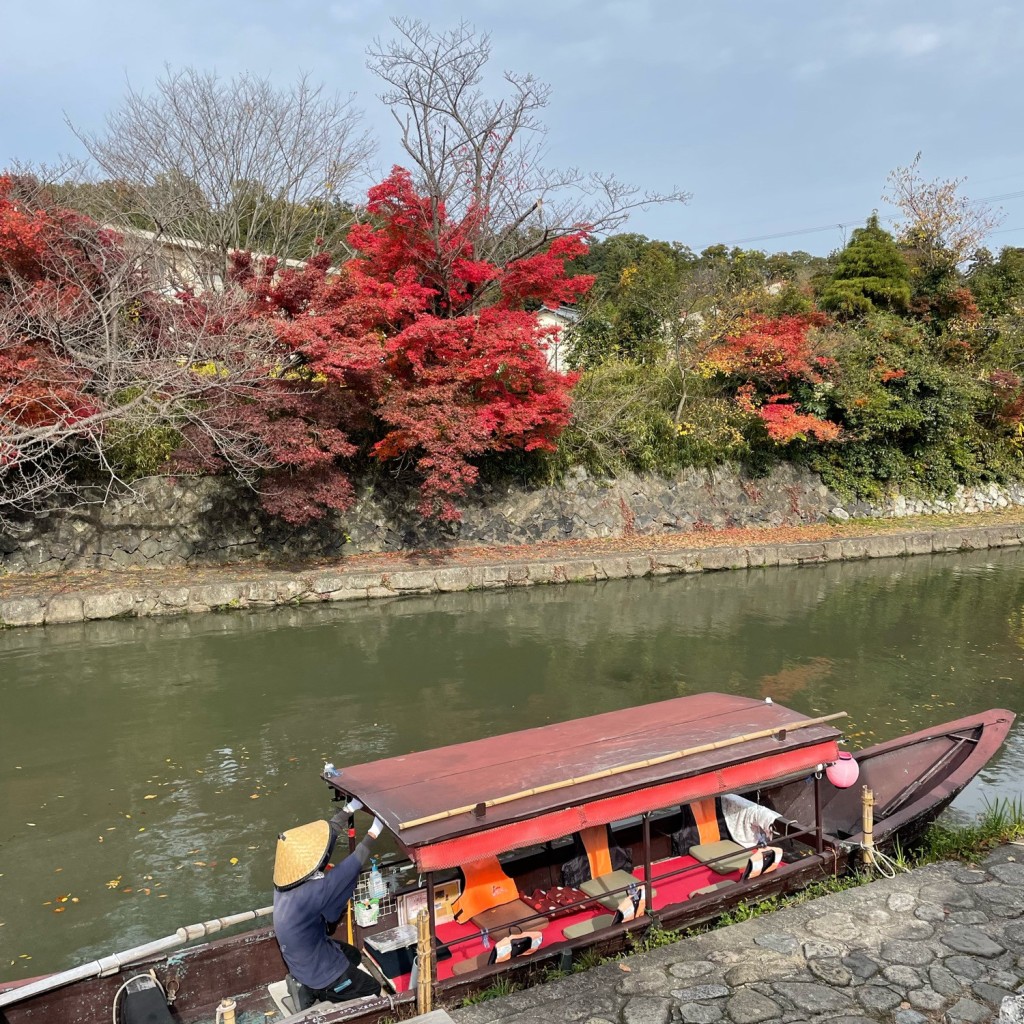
[368, 857, 386, 901]
[481, 927, 490, 950]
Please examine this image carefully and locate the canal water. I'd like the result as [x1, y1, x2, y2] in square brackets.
[1, 547, 1022, 982]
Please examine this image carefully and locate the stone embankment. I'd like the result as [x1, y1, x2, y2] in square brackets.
[1, 518, 1023, 629]
[453, 845, 1024, 1024]
[2, 524, 1024, 626]
[5, 466, 1024, 574]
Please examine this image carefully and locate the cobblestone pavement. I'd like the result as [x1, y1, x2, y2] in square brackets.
[452, 846, 1024, 1024]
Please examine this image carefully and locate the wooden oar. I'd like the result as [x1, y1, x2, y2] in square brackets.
[399, 712, 847, 830]
[0, 906, 273, 1009]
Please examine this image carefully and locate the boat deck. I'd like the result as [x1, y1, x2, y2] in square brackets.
[378, 855, 751, 992]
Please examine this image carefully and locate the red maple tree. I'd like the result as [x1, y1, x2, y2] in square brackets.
[707, 314, 841, 443]
[230, 166, 588, 521]
[0, 177, 103, 465]
[2, 168, 587, 525]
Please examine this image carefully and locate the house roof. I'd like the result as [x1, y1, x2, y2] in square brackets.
[538, 303, 581, 323]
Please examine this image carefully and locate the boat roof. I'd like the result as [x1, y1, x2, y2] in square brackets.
[325, 692, 842, 870]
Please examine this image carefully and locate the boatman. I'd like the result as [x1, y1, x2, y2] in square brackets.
[273, 807, 384, 1004]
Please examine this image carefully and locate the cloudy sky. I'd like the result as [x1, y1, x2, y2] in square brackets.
[4, 0, 1022, 256]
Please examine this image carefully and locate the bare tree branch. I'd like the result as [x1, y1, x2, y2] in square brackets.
[883, 153, 1005, 271]
[70, 67, 376, 288]
[0, 198, 287, 527]
[367, 19, 689, 275]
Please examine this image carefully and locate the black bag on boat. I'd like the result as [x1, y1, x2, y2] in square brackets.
[560, 829, 632, 887]
[670, 800, 730, 857]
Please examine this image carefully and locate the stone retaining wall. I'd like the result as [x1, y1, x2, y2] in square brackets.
[4, 465, 1024, 575]
[2, 522, 1020, 628]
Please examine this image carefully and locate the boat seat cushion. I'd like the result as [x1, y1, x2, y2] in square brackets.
[689, 879, 737, 899]
[472, 898, 546, 939]
[690, 839, 750, 874]
[579, 870, 655, 910]
[451, 856, 519, 922]
[562, 914, 614, 939]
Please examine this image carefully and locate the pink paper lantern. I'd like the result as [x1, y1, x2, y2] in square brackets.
[825, 751, 860, 788]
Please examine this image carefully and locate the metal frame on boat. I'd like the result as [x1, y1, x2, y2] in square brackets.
[0, 695, 1013, 1024]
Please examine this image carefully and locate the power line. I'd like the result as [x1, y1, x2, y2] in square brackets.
[720, 187, 1024, 248]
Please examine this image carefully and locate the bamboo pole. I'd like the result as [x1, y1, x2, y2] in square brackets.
[415, 909, 432, 1015]
[0, 906, 273, 1010]
[861, 786, 875, 867]
[399, 712, 848, 830]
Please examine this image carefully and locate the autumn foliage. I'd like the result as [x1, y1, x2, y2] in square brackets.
[225, 168, 585, 521]
[0, 168, 587, 524]
[0, 177, 103, 461]
[162, 167, 584, 523]
[704, 314, 841, 443]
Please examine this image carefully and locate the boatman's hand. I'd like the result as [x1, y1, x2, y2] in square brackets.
[368, 816, 384, 840]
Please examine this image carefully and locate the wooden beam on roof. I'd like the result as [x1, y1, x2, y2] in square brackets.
[398, 712, 847, 831]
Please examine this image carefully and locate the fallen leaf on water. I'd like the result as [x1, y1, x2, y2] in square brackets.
[144, 795, 157, 800]
[53, 907, 65, 914]
[19, 954, 31, 959]
[193, 861, 207, 867]
[122, 887, 133, 894]
[106, 878, 122, 889]
[138, 827, 146, 833]
[26, 823, 36, 827]
[158, 894, 169, 899]
[54, 867, 63, 873]
[249, 794, 260, 800]
[229, 858, 239, 866]
[71, 898, 79, 903]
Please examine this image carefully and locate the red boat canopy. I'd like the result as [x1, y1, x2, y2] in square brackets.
[325, 693, 841, 871]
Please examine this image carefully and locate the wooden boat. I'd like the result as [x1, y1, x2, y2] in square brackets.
[0, 695, 1013, 1024]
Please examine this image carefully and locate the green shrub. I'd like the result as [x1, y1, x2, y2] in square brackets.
[803, 313, 1023, 497]
[548, 361, 746, 479]
[102, 418, 182, 479]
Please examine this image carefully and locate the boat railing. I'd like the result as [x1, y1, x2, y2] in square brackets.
[424, 819, 824, 961]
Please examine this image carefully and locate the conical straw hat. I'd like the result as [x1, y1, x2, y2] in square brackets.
[274, 820, 332, 889]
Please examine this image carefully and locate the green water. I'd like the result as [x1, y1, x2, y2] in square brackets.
[1, 547, 1022, 980]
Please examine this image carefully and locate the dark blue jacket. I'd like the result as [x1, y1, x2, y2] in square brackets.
[273, 837, 372, 989]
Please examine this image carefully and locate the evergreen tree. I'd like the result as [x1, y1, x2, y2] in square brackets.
[820, 214, 912, 317]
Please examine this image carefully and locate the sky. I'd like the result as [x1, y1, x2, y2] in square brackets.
[4, 0, 1023, 257]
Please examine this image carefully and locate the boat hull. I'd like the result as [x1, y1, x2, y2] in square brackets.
[1, 708, 1013, 1024]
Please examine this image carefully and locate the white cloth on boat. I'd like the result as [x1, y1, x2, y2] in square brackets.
[721, 793, 781, 848]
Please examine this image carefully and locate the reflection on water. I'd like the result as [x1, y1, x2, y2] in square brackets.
[0, 547, 1022, 979]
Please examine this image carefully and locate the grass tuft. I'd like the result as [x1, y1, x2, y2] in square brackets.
[913, 798, 1024, 866]
[460, 976, 520, 1006]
